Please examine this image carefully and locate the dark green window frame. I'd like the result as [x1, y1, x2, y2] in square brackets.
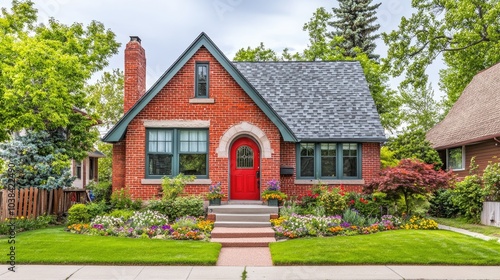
[146, 128, 208, 179]
[195, 62, 209, 98]
[296, 143, 362, 179]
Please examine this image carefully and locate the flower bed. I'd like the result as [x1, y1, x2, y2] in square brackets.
[272, 212, 438, 239]
[67, 210, 213, 241]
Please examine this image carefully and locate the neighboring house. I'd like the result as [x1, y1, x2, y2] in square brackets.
[426, 62, 500, 177]
[103, 33, 385, 200]
[70, 150, 105, 188]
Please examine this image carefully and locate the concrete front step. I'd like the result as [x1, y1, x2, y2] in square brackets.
[208, 204, 278, 214]
[214, 221, 272, 228]
[216, 213, 270, 223]
[211, 227, 275, 238]
[210, 237, 276, 247]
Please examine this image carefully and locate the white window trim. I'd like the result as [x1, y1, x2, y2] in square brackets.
[446, 146, 465, 171]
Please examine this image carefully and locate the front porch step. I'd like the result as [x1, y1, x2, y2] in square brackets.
[210, 237, 276, 247]
[208, 204, 278, 214]
[227, 200, 263, 205]
[214, 221, 272, 228]
[211, 227, 275, 238]
[216, 213, 270, 223]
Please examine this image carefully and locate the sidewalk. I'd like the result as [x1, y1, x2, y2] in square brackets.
[1, 265, 500, 279]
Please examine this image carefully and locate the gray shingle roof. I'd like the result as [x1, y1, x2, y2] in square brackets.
[426, 62, 500, 149]
[233, 61, 385, 141]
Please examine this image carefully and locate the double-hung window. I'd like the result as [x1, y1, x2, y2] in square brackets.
[298, 143, 361, 179]
[195, 63, 209, 98]
[146, 129, 208, 178]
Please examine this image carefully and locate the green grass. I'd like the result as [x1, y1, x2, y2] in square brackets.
[270, 230, 500, 265]
[2, 227, 221, 265]
[434, 217, 500, 238]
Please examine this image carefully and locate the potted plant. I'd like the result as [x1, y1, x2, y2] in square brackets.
[206, 182, 224, 206]
[262, 179, 287, 206]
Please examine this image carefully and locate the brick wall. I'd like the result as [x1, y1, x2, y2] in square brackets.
[124, 37, 146, 113]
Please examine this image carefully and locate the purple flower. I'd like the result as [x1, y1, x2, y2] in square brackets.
[267, 179, 280, 191]
[151, 225, 158, 231]
[340, 222, 351, 228]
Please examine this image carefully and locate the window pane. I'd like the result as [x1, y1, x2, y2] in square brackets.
[448, 147, 463, 170]
[198, 83, 207, 97]
[149, 131, 157, 141]
[158, 141, 166, 153]
[237, 146, 253, 168]
[321, 143, 336, 177]
[149, 154, 172, 176]
[300, 157, 314, 177]
[158, 131, 166, 141]
[180, 154, 207, 175]
[300, 143, 314, 156]
[197, 65, 207, 81]
[342, 143, 358, 177]
[180, 130, 207, 153]
[149, 142, 157, 153]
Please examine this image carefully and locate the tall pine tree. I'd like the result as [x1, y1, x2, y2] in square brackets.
[329, 0, 381, 60]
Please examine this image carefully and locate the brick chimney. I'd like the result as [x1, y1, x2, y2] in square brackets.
[124, 36, 146, 113]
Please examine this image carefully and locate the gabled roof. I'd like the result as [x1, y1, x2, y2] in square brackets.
[234, 61, 386, 141]
[426, 62, 500, 149]
[102, 32, 296, 143]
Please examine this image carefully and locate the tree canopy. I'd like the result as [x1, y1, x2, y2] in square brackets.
[0, 0, 120, 161]
[383, 0, 500, 109]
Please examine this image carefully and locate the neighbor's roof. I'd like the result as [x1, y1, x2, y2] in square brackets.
[426, 62, 500, 149]
[234, 61, 386, 141]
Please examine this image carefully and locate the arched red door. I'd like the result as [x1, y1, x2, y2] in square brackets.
[230, 137, 260, 200]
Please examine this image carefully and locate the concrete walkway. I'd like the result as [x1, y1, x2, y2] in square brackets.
[439, 224, 500, 242]
[1, 265, 500, 279]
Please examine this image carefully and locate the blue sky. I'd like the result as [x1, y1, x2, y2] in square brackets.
[4, 0, 442, 93]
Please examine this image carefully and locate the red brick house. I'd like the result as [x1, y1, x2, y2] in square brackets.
[103, 33, 385, 200]
[426, 62, 500, 177]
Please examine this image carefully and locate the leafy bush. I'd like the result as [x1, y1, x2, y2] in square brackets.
[319, 188, 347, 215]
[67, 204, 91, 225]
[452, 174, 488, 223]
[342, 208, 377, 227]
[110, 188, 142, 210]
[346, 192, 382, 218]
[108, 209, 134, 220]
[429, 189, 460, 218]
[161, 173, 195, 200]
[172, 216, 198, 230]
[0, 215, 55, 234]
[86, 201, 108, 218]
[483, 161, 500, 201]
[86, 181, 112, 202]
[148, 196, 204, 220]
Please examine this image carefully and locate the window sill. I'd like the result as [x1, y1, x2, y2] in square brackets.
[294, 179, 365, 185]
[189, 98, 214, 104]
[141, 179, 212, 185]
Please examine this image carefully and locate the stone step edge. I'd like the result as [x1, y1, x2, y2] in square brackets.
[211, 231, 276, 238]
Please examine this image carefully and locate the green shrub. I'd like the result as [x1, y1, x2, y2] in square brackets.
[429, 189, 460, 218]
[110, 188, 142, 210]
[67, 204, 91, 225]
[0, 215, 55, 234]
[452, 175, 488, 223]
[319, 188, 347, 215]
[161, 173, 195, 200]
[148, 196, 204, 220]
[483, 161, 500, 201]
[86, 201, 108, 219]
[86, 181, 112, 202]
[107, 209, 134, 220]
[346, 192, 382, 218]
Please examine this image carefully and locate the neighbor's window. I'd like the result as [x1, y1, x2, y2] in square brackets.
[195, 63, 209, 97]
[76, 162, 82, 179]
[297, 143, 361, 179]
[447, 147, 464, 170]
[146, 129, 208, 178]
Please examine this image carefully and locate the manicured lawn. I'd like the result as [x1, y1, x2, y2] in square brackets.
[2, 227, 221, 265]
[270, 230, 500, 265]
[434, 217, 500, 238]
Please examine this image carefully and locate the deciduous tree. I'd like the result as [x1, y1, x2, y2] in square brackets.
[365, 159, 453, 214]
[0, 1, 120, 161]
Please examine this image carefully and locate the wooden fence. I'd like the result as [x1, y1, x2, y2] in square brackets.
[0, 187, 88, 220]
[482, 202, 500, 228]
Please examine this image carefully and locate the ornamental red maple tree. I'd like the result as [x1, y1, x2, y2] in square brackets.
[364, 159, 454, 214]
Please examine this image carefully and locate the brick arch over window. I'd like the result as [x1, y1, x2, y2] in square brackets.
[216, 122, 273, 158]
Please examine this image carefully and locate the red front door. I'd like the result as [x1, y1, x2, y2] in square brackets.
[230, 137, 260, 200]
